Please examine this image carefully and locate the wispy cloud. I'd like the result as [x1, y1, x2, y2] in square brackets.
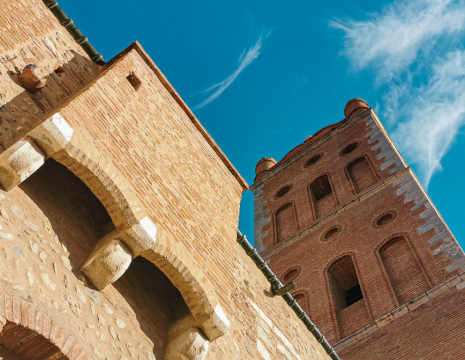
[331, 0, 465, 188]
[195, 30, 272, 109]
[330, 0, 465, 81]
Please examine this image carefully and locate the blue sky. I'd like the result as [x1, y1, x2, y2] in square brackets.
[60, 0, 465, 247]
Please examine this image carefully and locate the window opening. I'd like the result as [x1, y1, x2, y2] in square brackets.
[275, 185, 291, 198]
[347, 157, 377, 193]
[323, 226, 340, 241]
[376, 213, 394, 227]
[328, 256, 363, 311]
[127, 72, 142, 90]
[340, 142, 359, 156]
[305, 154, 322, 168]
[310, 175, 332, 202]
[283, 268, 299, 282]
[346, 284, 363, 306]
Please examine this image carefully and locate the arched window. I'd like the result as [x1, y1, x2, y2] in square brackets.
[327, 256, 370, 339]
[309, 175, 337, 218]
[380, 237, 429, 305]
[275, 203, 297, 243]
[347, 157, 377, 193]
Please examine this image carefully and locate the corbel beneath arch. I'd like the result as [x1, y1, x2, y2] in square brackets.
[0, 112, 230, 347]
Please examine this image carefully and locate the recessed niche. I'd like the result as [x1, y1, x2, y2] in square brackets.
[275, 185, 292, 199]
[375, 212, 395, 227]
[340, 142, 359, 156]
[322, 226, 340, 241]
[282, 268, 300, 282]
[127, 72, 142, 91]
[305, 154, 323, 168]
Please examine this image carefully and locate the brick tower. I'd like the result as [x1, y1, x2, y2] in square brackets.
[251, 99, 465, 359]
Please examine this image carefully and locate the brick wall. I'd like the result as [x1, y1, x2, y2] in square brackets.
[0, 1, 336, 358]
[338, 279, 465, 360]
[252, 107, 462, 350]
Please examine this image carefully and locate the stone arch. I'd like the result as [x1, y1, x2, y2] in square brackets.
[0, 113, 228, 344]
[0, 292, 90, 359]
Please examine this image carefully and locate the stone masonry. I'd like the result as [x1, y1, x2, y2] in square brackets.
[0, 0, 335, 359]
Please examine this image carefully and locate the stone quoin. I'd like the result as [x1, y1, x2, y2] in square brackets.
[252, 97, 465, 359]
[0, 0, 342, 359]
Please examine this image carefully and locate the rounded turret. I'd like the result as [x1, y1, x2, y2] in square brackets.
[344, 98, 370, 121]
[255, 157, 277, 182]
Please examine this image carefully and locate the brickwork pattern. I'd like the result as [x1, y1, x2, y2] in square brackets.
[338, 276, 465, 359]
[253, 110, 462, 347]
[0, 0, 100, 152]
[55, 48, 244, 313]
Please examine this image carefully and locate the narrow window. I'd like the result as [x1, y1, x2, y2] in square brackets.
[328, 256, 363, 311]
[380, 237, 429, 305]
[328, 256, 370, 339]
[347, 157, 377, 193]
[310, 175, 337, 218]
[275, 203, 297, 243]
[310, 175, 332, 202]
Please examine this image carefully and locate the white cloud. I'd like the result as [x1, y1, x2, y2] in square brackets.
[330, 0, 465, 81]
[195, 30, 272, 109]
[331, 0, 465, 188]
[390, 51, 465, 187]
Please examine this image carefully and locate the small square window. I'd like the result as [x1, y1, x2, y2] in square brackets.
[127, 72, 141, 91]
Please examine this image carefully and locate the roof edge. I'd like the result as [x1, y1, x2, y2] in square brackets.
[105, 42, 249, 192]
[250, 108, 373, 191]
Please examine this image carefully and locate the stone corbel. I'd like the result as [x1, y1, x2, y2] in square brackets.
[165, 314, 209, 360]
[0, 113, 73, 191]
[81, 216, 157, 290]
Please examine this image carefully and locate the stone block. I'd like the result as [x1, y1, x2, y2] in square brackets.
[392, 305, 409, 319]
[426, 283, 449, 299]
[198, 304, 230, 342]
[30, 113, 74, 156]
[81, 231, 133, 291]
[0, 140, 45, 191]
[165, 328, 209, 360]
[446, 275, 461, 288]
[407, 293, 429, 311]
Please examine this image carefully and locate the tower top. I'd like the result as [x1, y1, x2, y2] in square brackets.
[344, 98, 369, 121]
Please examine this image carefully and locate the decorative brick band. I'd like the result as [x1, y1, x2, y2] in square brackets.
[333, 272, 465, 351]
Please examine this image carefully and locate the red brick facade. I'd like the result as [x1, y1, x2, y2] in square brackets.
[252, 99, 465, 357]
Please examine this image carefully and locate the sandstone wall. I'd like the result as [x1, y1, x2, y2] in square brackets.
[0, 1, 335, 359]
[0, 0, 101, 151]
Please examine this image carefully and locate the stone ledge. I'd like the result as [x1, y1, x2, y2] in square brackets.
[333, 271, 465, 351]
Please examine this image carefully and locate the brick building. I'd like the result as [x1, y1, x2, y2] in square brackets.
[0, 0, 340, 359]
[252, 98, 465, 359]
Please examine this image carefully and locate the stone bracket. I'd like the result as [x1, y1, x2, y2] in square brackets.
[81, 216, 158, 291]
[0, 113, 73, 191]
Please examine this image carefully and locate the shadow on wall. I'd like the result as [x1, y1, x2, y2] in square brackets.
[18, 158, 190, 359]
[0, 51, 99, 152]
